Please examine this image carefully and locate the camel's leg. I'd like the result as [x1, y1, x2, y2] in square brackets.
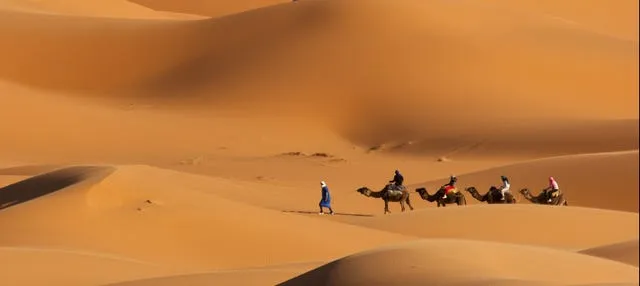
[400, 200, 406, 212]
[384, 200, 390, 214]
[406, 196, 414, 211]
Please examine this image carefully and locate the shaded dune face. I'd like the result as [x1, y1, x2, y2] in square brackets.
[0, 166, 114, 210]
[580, 239, 640, 267]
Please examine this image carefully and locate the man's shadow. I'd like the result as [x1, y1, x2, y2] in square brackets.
[282, 210, 373, 217]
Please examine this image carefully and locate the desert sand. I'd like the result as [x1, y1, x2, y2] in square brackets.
[0, 0, 637, 285]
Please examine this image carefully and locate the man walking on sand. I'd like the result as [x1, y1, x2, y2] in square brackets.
[319, 181, 334, 215]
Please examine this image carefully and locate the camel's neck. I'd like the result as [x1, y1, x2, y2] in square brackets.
[420, 190, 435, 202]
[468, 188, 485, 201]
[369, 191, 384, 198]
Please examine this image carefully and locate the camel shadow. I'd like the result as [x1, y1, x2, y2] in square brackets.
[0, 166, 113, 211]
[282, 210, 374, 217]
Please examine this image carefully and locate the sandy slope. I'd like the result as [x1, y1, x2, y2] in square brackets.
[0, 0, 636, 163]
[580, 239, 640, 267]
[336, 205, 639, 250]
[0, 0, 201, 19]
[1, 0, 636, 117]
[0, 247, 175, 286]
[482, 0, 639, 41]
[129, 0, 289, 18]
[0, 165, 415, 272]
[279, 239, 640, 286]
[409, 150, 639, 212]
[106, 261, 322, 286]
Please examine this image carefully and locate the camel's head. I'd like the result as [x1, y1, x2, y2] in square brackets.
[519, 188, 530, 195]
[464, 186, 477, 193]
[356, 187, 371, 196]
[415, 187, 427, 195]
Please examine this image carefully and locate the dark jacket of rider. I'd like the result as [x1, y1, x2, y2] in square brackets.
[390, 170, 404, 186]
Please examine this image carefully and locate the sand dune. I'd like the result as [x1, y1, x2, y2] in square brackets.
[0, 0, 201, 19]
[106, 261, 322, 286]
[0, 246, 175, 286]
[0, 165, 415, 271]
[0, 0, 636, 159]
[337, 205, 639, 250]
[0, 165, 114, 210]
[580, 239, 640, 267]
[1, 0, 636, 117]
[482, 0, 639, 41]
[362, 119, 639, 160]
[0, 10, 209, 92]
[279, 239, 640, 286]
[129, 0, 289, 18]
[410, 150, 639, 212]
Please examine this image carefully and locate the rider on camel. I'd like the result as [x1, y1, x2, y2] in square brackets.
[543, 176, 560, 203]
[442, 175, 457, 199]
[389, 170, 404, 191]
[498, 175, 511, 201]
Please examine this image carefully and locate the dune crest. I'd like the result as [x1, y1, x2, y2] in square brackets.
[580, 240, 640, 267]
[0, 0, 203, 19]
[0, 165, 114, 210]
[279, 239, 640, 286]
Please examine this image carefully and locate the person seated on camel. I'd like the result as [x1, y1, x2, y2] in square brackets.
[497, 175, 511, 201]
[442, 175, 457, 199]
[388, 170, 404, 191]
[542, 176, 560, 203]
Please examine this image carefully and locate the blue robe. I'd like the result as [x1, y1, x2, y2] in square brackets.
[320, 186, 332, 208]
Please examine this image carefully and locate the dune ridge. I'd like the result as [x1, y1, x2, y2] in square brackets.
[580, 239, 640, 267]
[128, 0, 289, 18]
[279, 239, 640, 286]
[0, 0, 202, 19]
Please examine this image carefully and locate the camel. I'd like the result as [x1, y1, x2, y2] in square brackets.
[415, 187, 466, 207]
[465, 186, 517, 204]
[519, 188, 568, 206]
[356, 183, 414, 214]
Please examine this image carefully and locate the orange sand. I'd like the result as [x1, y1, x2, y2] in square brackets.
[0, 0, 637, 285]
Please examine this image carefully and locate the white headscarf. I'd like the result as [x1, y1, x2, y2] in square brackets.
[320, 181, 327, 187]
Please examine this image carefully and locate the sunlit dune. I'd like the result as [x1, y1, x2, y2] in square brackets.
[336, 205, 638, 250]
[278, 239, 640, 286]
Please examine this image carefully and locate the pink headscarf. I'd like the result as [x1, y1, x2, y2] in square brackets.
[549, 177, 559, 189]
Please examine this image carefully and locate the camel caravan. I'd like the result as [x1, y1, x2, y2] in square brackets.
[355, 171, 568, 214]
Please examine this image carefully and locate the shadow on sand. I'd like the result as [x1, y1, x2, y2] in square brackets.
[282, 210, 374, 217]
[0, 166, 114, 211]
